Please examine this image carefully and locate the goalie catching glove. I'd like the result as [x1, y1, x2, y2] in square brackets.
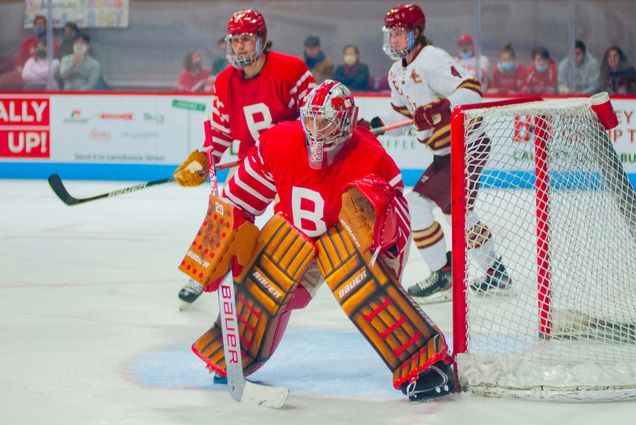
[174, 150, 208, 187]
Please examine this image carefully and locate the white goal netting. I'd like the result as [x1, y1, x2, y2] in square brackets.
[453, 98, 636, 401]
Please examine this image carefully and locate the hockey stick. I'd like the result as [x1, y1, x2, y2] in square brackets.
[204, 122, 288, 408]
[48, 160, 240, 206]
[371, 119, 413, 135]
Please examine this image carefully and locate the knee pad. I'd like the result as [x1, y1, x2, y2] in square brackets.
[192, 214, 316, 377]
[405, 191, 436, 231]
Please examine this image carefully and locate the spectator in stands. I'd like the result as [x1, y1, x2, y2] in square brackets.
[177, 50, 212, 92]
[59, 22, 80, 59]
[59, 34, 101, 91]
[21, 40, 59, 90]
[523, 47, 558, 94]
[212, 37, 228, 75]
[455, 34, 490, 91]
[488, 43, 526, 95]
[558, 40, 599, 94]
[599, 46, 636, 95]
[303, 35, 333, 84]
[333, 44, 369, 91]
[17, 15, 59, 72]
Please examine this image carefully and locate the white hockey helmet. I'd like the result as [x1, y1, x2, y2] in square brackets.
[300, 80, 358, 170]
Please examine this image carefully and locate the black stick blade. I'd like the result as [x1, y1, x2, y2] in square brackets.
[48, 174, 82, 205]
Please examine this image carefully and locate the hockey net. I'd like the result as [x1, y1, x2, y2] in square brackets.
[451, 96, 636, 401]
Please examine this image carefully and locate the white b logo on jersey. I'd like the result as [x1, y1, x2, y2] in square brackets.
[243, 103, 273, 142]
[291, 187, 327, 238]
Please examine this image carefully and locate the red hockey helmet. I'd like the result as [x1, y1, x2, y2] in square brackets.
[300, 80, 358, 170]
[384, 4, 426, 30]
[457, 34, 474, 45]
[382, 4, 425, 60]
[225, 10, 267, 69]
[226, 9, 267, 38]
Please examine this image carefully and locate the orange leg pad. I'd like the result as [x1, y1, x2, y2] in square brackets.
[315, 223, 450, 389]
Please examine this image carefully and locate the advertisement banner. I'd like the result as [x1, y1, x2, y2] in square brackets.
[0, 96, 50, 159]
[24, 0, 129, 29]
[1, 92, 635, 184]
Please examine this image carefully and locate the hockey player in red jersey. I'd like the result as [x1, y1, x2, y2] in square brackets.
[173, 9, 316, 305]
[380, 4, 511, 303]
[179, 80, 455, 402]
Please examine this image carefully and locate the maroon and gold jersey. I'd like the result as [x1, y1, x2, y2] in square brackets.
[205, 51, 316, 163]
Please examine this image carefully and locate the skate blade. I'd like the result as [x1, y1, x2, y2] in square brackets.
[469, 286, 515, 298]
[179, 300, 195, 311]
[412, 289, 452, 305]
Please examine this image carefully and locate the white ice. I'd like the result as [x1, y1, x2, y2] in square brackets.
[1, 179, 634, 425]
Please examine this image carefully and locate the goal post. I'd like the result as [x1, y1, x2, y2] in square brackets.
[451, 95, 636, 401]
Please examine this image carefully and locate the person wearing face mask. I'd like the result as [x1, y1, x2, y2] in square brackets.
[60, 33, 102, 91]
[59, 22, 80, 59]
[333, 44, 370, 91]
[454, 34, 490, 91]
[523, 46, 558, 94]
[17, 15, 59, 73]
[488, 43, 526, 95]
[176, 50, 212, 92]
[21, 40, 60, 90]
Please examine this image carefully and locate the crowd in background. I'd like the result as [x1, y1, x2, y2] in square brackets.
[1, 14, 635, 95]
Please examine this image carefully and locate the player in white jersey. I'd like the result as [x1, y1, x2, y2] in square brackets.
[381, 3, 511, 303]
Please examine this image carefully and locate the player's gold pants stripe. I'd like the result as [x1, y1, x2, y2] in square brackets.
[316, 223, 448, 388]
[192, 214, 315, 377]
[467, 221, 492, 249]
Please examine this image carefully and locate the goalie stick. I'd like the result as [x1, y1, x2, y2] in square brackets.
[203, 121, 288, 408]
[48, 160, 239, 206]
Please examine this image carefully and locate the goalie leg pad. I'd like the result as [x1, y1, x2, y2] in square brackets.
[315, 223, 450, 389]
[192, 214, 316, 377]
[179, 195, 259, 289]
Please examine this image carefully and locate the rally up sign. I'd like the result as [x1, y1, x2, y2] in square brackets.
[0, 98, 50, 159]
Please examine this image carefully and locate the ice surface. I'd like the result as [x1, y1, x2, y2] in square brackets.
[1, 180, 633, 425]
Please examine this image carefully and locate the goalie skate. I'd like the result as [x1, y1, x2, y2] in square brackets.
[178, 279, 203, 310]
[401, 362, 455, 403]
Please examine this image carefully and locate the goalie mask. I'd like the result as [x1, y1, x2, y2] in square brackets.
[300, 80, 358, 170]
[225, 9, 267, 69]
[382, 4, 426, 61]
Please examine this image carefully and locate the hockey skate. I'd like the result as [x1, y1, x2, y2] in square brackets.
[178, 279, 203, 310]
[407, 252, 452, 304]
[401, 362, 455, 403]
[470, 257, 512, 296]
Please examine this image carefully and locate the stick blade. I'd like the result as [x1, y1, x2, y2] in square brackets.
[47, 174, 79, 205]
[240, 382, 288, 409]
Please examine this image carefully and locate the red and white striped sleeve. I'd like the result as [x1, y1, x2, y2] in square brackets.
[204, 91, 233, 165]
[386, 171, 411, 262]
[221, 147, 276, 218]
[287, 67, 317, 111]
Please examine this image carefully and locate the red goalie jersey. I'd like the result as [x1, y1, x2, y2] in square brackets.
[221, 121, 410, 274]
[206, 52, 316, 163]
